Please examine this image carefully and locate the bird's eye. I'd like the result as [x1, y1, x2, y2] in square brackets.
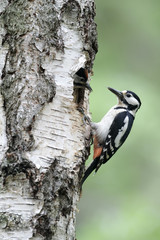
[126, 93, 131, 98]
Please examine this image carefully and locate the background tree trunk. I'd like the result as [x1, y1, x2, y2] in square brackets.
[0, 0, 97, 239]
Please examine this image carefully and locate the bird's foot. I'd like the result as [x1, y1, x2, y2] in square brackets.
[77, 107, 91, 125]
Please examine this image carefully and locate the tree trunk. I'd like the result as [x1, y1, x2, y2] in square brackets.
[0, 0, 97, 239]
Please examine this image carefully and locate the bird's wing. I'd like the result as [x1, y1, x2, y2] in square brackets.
[95, 111, 134, 172]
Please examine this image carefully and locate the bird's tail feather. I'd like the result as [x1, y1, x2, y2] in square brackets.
[81, 158, 99, 185]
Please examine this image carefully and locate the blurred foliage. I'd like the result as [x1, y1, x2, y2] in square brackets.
[77, 0, 160, 239]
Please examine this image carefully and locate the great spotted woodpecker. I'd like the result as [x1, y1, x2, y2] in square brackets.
[74, 68, 92, 92]
[82, 87, 141, 184]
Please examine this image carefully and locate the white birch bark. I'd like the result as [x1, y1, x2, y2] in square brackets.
[0, 0, 97, 239]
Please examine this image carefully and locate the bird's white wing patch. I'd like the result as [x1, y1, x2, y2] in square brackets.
[114, 115, 129, 148]
[95, 106, 125, 144]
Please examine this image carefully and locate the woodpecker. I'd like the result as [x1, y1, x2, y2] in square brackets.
[82, 87, 141, 184]
[73, 68, 92, 91]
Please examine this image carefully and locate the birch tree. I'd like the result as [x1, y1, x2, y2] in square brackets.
[0, 0, 97, 239]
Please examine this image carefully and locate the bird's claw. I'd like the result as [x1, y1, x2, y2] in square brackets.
[77, 107, 91, 125]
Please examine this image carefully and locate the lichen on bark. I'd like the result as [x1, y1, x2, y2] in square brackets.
[1, 0, 61, 153]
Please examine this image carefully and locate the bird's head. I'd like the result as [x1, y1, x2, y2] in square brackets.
[108, 87, 141, 114]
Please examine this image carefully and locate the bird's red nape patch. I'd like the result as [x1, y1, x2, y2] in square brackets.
[93, 136, 103, 159]
[84, 69, 88, 79]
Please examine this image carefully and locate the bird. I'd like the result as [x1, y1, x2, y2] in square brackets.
[81, 87, 141, 184]
[73, 68, 92, 92]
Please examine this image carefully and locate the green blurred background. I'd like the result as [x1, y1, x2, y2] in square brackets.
[77, 0, 160, 239]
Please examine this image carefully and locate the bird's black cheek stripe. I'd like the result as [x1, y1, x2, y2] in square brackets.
[128, 104, 138, 111]
[122, 98, 139, 111]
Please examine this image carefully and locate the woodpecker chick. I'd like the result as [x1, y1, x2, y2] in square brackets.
[82, 87, 141, 184]
[74, 68, 92, 91]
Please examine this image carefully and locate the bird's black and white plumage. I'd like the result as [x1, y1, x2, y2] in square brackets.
[82, 87, 141, 184]
[74, 68, 92, 91]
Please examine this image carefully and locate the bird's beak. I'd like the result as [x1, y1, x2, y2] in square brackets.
[108, 87, 123, 101]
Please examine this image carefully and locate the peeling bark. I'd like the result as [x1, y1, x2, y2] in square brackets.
[0, 0, 97, 239]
